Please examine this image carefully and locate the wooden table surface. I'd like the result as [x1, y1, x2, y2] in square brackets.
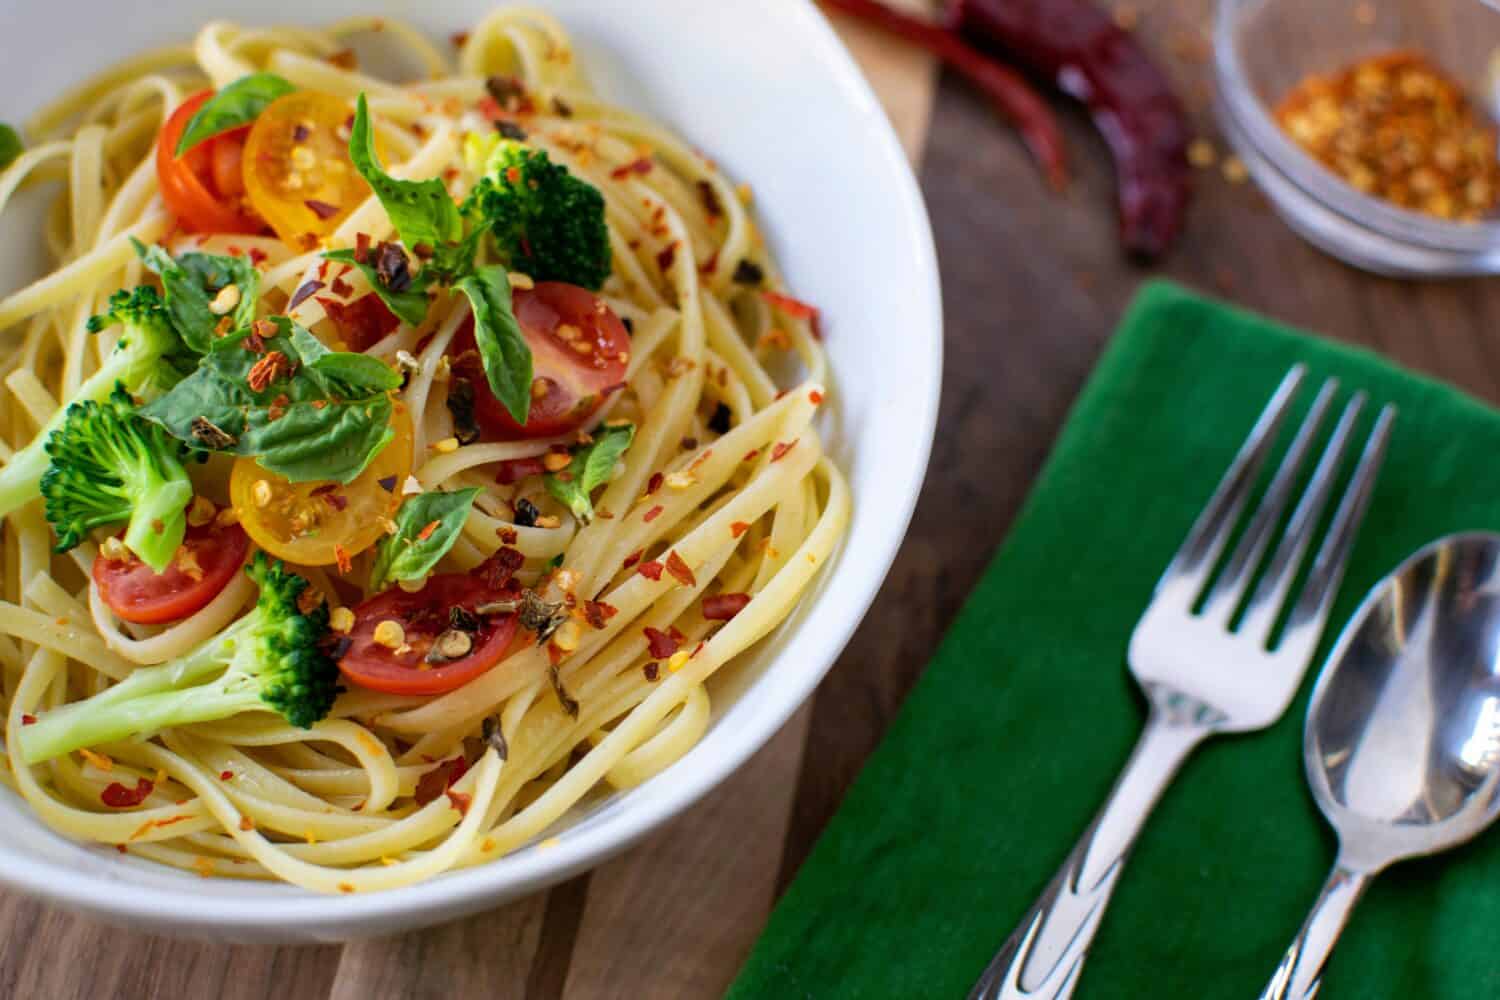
[7, 3, 1500, 997]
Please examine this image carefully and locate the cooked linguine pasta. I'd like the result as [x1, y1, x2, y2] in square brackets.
[0, 8, 847, 892]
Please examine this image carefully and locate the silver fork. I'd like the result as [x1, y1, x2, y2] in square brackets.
[968, 366, 1396, 1000]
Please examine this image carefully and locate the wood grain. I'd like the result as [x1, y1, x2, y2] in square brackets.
[9, 2, 1500, 997]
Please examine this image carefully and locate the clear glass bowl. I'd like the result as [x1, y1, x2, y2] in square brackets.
[1214, 0, 1500, 276]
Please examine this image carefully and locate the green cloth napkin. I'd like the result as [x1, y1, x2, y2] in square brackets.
[729, 280, 1500, 999]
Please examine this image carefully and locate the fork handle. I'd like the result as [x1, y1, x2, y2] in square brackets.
[968, 712, 1209, 1000]
[1257, 862, 1372, 1000]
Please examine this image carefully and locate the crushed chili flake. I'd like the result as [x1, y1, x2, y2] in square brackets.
[610, 157, 653, 180]
[809, 390, 825, 404]
[354, 231, 372, 264]
[247, 351, 291, 392]
[643, 504, 664, 523]
[334, 545, 353, 575]
[220, 770, 234, 780]
[417, 520, 441, 541]
[496, 456, 547, 485]
[21, 713, 36, 725]
[288, 279, 324, 311]
[101, 778, 154, 809]
[497, 526, 519, 544]
[730, 521, 751, 539]
[665, 551, 696, 587]
[248, 247, 268, 266]
[239, 815, 255, 831]
[305, 199, 340, 220]
[328, 48, 358, 70]
[638, 560, 665, 581]
[646, 472, 664, 495]
[623, 549, 644, 569]
[330, 273, 354, 297]
[450, 30, 470, 47]
[476, 546, 524, 589]
[771, 439, 799, 462]
[644, 626, 680, 659]
[703, 592, 751, 621]
[583, 600, 618, 629]
[656, 242, 679, 273]
[446, 789, 472, 816]
[320, 491, 348, 512]
[415, 756, 469, 806]
[644, 661, 660, 681]
[1275, 51, 1500, 220]
[696, 179, 723, 221]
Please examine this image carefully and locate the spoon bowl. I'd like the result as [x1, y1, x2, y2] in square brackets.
[1262, 532, 1500, 1000]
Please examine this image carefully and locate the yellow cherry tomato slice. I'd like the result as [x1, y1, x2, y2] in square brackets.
[230, 404, 413, 567]
[243, 90, 369, 249]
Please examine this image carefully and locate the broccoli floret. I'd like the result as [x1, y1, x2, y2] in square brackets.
[0, 287, 189, 520]
[468, 141, 611, 290]
[40, 384, 193, 572]
[19, 555, 340, 765]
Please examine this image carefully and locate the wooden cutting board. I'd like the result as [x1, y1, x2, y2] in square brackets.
[8, 1, 1500, 996]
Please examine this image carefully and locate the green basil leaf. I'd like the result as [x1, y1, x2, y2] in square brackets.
[456, 264, 531, 425]
[174, 73, 295, 156]
[0, 124, 23, 171]
[321, 248, 432, 327]
[545, 423, 635, 524]
[368, 488, 480, 592]
[132, 238, 259, 354]
[348, 93, 462, 249]
[140, 318, 395, 484]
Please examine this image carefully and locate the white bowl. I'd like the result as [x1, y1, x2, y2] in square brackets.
[0, 0, 942, 941]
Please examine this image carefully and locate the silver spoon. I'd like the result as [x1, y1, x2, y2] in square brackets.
[1260, 532, 1500, 1000]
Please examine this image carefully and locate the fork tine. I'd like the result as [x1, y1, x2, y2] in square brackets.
[1159, 365, 1307, 596]
[1275, 403, 1395, 649]
[1200, 379, 1339, 624]
[1237, 391, 1365, 642]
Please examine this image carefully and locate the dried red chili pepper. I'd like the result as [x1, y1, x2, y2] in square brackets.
[949, 0, 1191, 257]
[823, 0, 1067, 191]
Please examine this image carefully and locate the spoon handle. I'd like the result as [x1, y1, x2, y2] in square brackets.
[1259, 862, 1372, 1000]
[968, 711, 1208, 1000]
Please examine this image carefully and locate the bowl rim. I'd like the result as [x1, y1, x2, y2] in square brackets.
[1213, 0, 1500, 257]
[0, 0, 944, 935]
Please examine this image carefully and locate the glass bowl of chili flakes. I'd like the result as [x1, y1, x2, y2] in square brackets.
[1215, 0, 1500, 275]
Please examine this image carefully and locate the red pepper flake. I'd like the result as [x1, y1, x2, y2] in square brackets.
[703, 593, 751, 620]
[809, 390, 824, 404]
[266, 393, 290, 423]
[583, 600, 618, 629]
[305, 199, 340, 220]
[496, 456, 547, 485]
[21, 713, 36, 725]
[696, 179, 724, 222]
[700, 249, 720, 276]
[730, 521, 751, 539]
[414, 756, 469, 806]
[334, 545, 352, 575]
[644, 627, 680, 659]
[319, 294, 400, 352]
[665, 551, 696, 587]
[330, 273, 354, 297]
[638, 560, 664, 581]
[761, 290, 821, 339]
[248, 247, 268, 267]
[354, 232, 372, 264]
[450, 30, 470, 47]
[219, 770, 234, 781]
[623, 549, 644, 570]
[610, 157, 654, 179]
[321, 491, 348, 512]
[101, 778, 154, 809]
[643, 661, 660, 681]
[328, 48, 358, 70]
[743, 449, 760, 462]
[656, 242, 679, 274]
[496, 526, 519, 545]
[417, 520, 441, 542]
[771, 439, 799, 463]
[239, 816, 255, 831]
[646, 472, 664, 495]
[247, 351, 291, 392]
[445, 789, 472, 816]
[288, 279, 324, 311]
[476, 546, 524, 589]
[643, 504, 664, 523]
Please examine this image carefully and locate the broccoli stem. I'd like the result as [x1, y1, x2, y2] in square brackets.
[18, 616, 258, 765]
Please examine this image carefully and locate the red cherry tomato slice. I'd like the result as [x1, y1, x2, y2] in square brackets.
[93, 522, 252, 625]
[449, 282, 629, 440]
[156, 90, 264, 235]
[337, 574, 520, 696]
